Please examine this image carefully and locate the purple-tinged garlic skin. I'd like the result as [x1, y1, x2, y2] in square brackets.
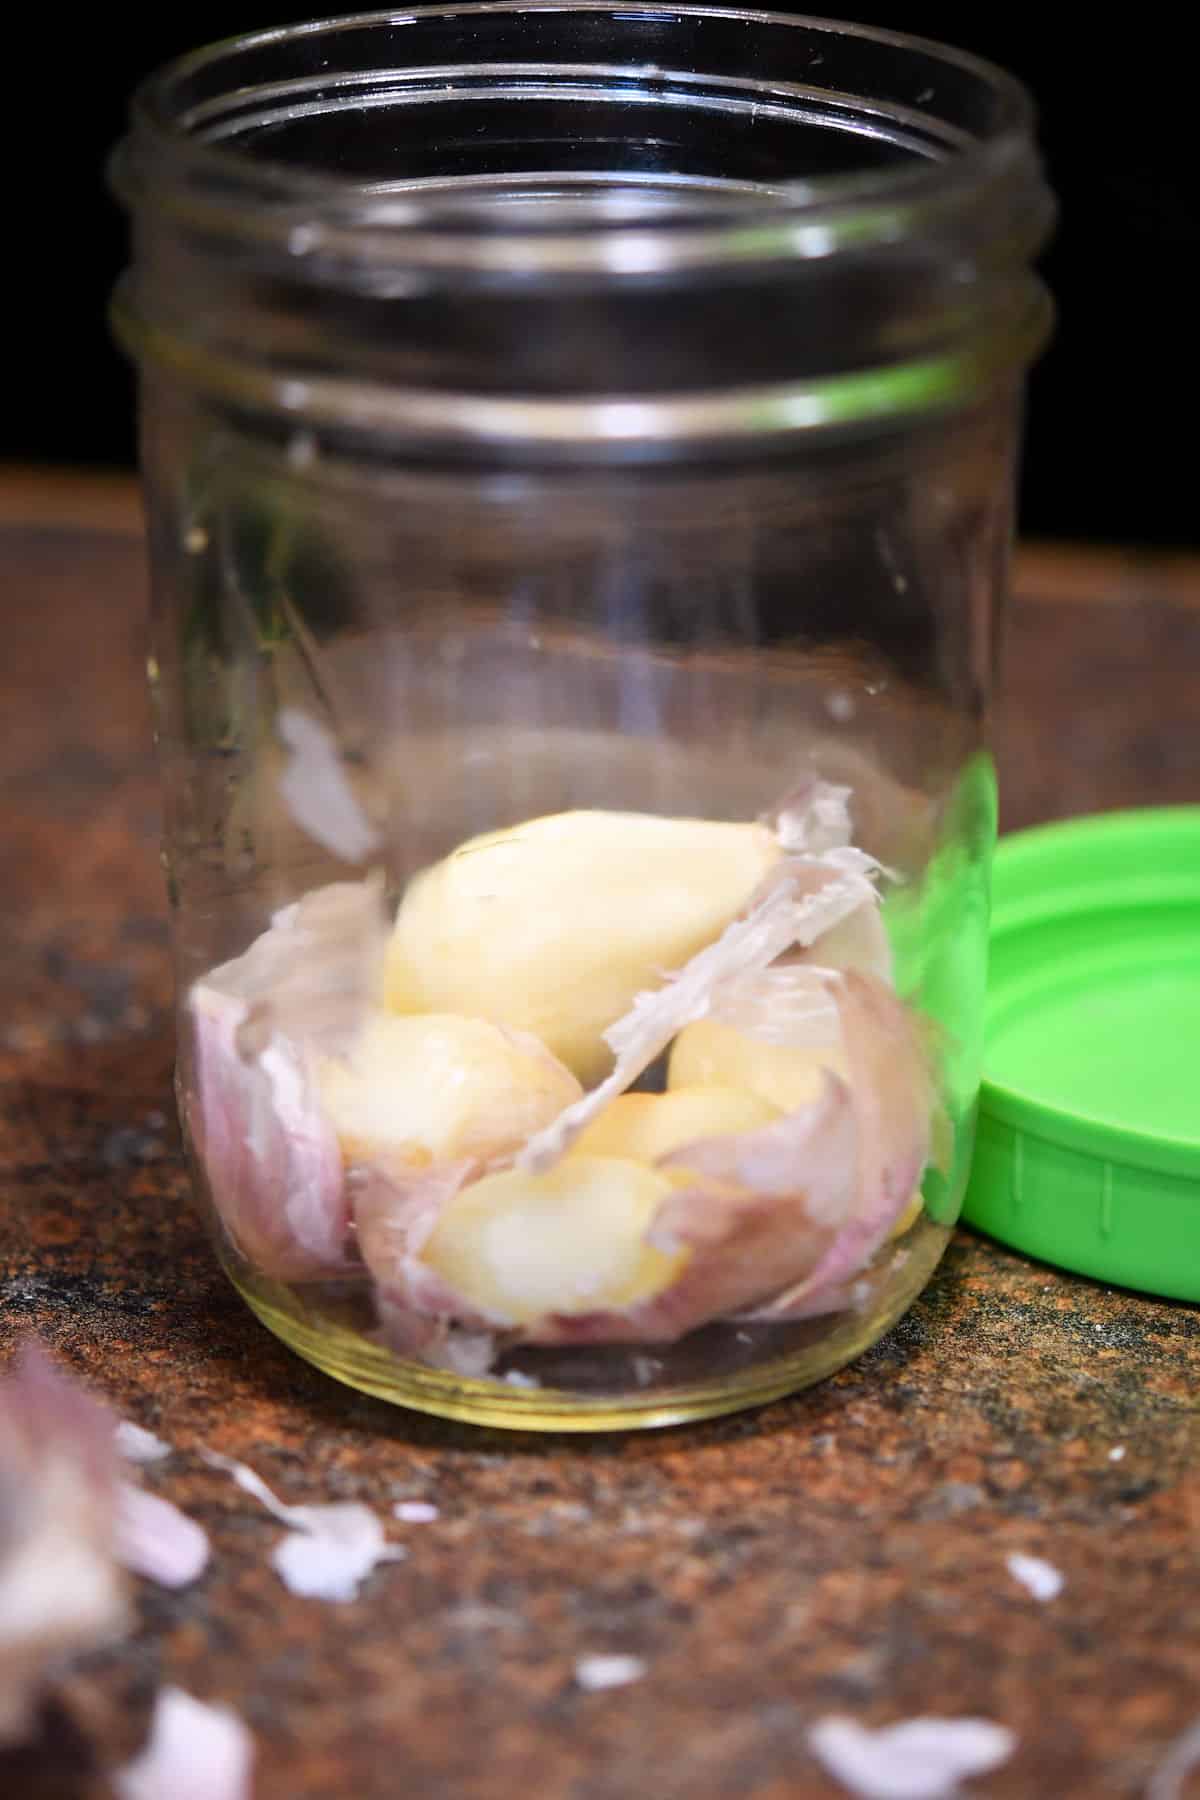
[187, 879, 386, 1281]
[113, 1686, 255, 1800]
[742, 971, 933, 1322]
[190, 983, 347, 1281]
[0, 1345, 128, 1746]
[352, 1160, 492, 1361]
[539, 1075, 858, 1347]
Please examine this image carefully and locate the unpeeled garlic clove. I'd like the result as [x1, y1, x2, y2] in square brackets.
[186, 880, 386, 1282]
[189, 983, 347, 1282]
[318, 1013, 581, 1172]
[384, 810, 782, 1085]
[418, 1156, 687, 1329]
[746, 970, 934, 1321]
[569, 1085, 781, 1166]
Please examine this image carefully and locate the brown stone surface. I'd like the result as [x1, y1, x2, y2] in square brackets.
[2, 496, 1199, 1799]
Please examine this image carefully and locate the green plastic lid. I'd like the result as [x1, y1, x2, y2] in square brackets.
[964, 807, 1200, 1300]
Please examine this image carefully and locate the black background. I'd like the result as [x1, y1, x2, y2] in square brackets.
[12, 7, 1194, 546]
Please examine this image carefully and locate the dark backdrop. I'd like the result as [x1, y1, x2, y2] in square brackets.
[13, 7, 1193, 546]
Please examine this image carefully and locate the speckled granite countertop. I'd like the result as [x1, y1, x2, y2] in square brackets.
[2, 485, 1198, 1798]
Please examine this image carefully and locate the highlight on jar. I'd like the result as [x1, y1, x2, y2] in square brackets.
[184, 752, 953, 1420]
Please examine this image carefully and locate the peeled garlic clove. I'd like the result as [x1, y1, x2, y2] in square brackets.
[551, 1074, 859, 1345]
[887, 1191, 925, 1240]
[669, 1016, 848, 1115]
[385, 810, 782, 1085]
[419, 1156, 686, 1329]
[189, 983, 347, 1282]
[319, 1013, 581, 1173]
[569, 1085, 781, 1166]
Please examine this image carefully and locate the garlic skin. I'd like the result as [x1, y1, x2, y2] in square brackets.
[318, 1013, 581, 1172]
[0, 1347, 128, 1746]
[188, 879, 385, 1280]
[743, 971, 934, 1321]
[190, 982, 346, 1282]
[384, 810, 782, 1084]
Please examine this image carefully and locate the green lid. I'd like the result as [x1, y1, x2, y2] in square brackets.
[964, 808, 1200, 1299]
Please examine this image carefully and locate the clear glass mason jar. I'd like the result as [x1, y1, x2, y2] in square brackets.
[111, 5, 1053, 1429]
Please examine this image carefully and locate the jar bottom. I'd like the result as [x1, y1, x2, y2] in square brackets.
[220, 1217, 950, 1431]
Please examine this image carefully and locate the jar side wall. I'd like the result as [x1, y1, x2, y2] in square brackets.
[142, 372, 1011, 1417]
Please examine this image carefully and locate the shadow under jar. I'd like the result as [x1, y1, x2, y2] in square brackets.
[110, 5, 1053, 1429]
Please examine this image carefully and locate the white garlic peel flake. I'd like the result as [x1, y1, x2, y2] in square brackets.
[200, 1450, 400, 1601]
[114, 1484, 210, 1590]
[574, 1653, 647, 1691]
[1006, 1552, 1063, 1602]
[114, 1687, 254, 1800]
[276, 708, 380, 865]
[807, 1714, 1017, 1800]
[116, 1421, 172, 1464]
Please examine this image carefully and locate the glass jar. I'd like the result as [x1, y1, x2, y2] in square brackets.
[111, 5, 1052, 1429]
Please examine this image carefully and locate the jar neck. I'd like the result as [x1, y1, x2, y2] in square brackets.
[111, 4, 1054, 460]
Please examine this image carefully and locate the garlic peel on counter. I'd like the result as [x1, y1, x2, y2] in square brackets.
[0, 1347, 129, 1746]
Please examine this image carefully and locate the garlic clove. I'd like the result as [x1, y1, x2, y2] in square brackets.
[318, 1013, 581, 1172]
[384, 810, 782, 1085]
[888, 1191, 925, 1240]
[668, 1016, 849, 1115]
[569, 1085, 781, 1166]
[419, 1156, 687, 1328]
[548, 1074, 860, 1345]
[186, 878, 387, 1281]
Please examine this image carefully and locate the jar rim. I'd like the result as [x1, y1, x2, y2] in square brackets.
[117, 2, 1040, 276]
